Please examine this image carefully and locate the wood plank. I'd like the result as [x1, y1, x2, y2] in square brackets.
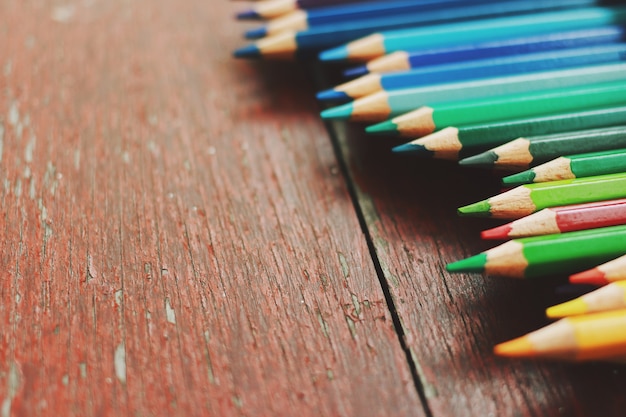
[0, 1, 423, 415]
[323, 86, 626, 416]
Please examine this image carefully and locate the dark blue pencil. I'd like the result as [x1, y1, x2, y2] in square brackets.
[317, 43, 626, 102]
[236, 0, 380, 20]
[343, 25, 626, 77]
[245, 0, 506, 39]
[234, 0, 604, 59]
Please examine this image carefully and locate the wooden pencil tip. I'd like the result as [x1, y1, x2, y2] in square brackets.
[392, 142, 429, 156]
[457, 200, 492, 217]
[245, 26, 267, 40]
[546, 299, 588, 319]
[366, 120, 397, 135]
[502, 170, 536, 186]
[569, 268, 609, 286]
[446, 253, 487, 273]
[320, 103, 354, 120]
[236, 9, 260, 20]
[494, 336, 534, 358]
[343, 66, 369, 78]
[233, 44, 261, 59]
[459, 151, 498, 168]
[319, 46, 349, 62]
[480, 224, 512, 240]
[316, 89, 350, 102]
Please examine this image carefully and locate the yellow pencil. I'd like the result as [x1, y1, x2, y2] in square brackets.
[495, 309, 626, 361]
[547, 281, 626, 318]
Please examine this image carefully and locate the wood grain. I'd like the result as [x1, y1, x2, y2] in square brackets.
[0, 1, 422, 415]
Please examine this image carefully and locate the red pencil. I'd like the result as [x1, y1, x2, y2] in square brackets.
[570, 254, 626, 286]
[481, 198, 626, 239]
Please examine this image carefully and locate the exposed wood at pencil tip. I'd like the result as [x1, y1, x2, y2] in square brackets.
[489, 186, 536, 219]
[394, 106, 435, 137]
[485, 240, 528, 278]
[414, 127, 461, 160]
[533, 157, 575, 182]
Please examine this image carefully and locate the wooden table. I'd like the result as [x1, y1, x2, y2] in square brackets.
[2, 1, 626, 415]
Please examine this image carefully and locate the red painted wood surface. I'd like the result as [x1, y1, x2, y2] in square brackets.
[0, 1, 420, 415]
[4, 0, 626, 416]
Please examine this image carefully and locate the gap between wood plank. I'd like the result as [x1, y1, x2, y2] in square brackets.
[309, 66, 435, 417]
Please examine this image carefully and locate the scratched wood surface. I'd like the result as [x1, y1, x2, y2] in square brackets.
[0, 1, 424, 416]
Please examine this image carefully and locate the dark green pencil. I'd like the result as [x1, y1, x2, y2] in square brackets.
[392, 105, 626, 160]
[459, 125, 626, 169]
[502, 148, 626, 185]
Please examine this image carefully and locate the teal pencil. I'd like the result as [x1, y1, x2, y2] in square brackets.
[319, 63, 626, 122]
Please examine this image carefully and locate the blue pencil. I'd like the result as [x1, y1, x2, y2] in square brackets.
[234, 1, 607, 59]
[317, 43, 626, 102]
[245, 0, 529, 39]
[318, 6, 626, 62]
[236, 0, 380, 20]
[343, 25, 626, 77]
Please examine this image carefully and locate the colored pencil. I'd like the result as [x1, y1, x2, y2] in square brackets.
[391, 105, 626, 158]
[447, 224, 626, 278]
[481, 199, 626, 239]
[547, 281, 626, 318]
[236, 0, 379, 20]
[318, 44, 626, 104]
[235, 0, 599, 58]
[244, 0, 499, 38]
[318, 63, 626, 121]
[502, 148, 626, 185]
[569, 254, 626, 285]
[342, 25, 626, 77]
[494, 309, 626, 361]
[458, 173, 626, 219]
[459, 126, 626, 170]
[318, 7, 626, 62]
[365, 80, 626, 138]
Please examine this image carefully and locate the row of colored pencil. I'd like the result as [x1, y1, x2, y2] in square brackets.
[232, 0, 626, 362]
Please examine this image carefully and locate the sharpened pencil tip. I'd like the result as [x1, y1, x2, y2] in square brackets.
[502, 170, 536, 186]
[494, 336, 534, 358]
[320, 103, 354, 120]
[245, 26, 268, 40]
[233, 44, 261, 59]
[546, 299, 588, 319]
[319, 46, 350, 62]
[569, 269, 609, 286]
[459, 151, 498, 168]
[316, 89, 351, 102]
[236, 9, 260, 20]
[365, 120, 397, 135]
[458, 200, 492, 217]
[392, 143, 429, 156]
[343, 66, 369, 78]
[480, 224, 512, 240]
[446, 253, 487, 273]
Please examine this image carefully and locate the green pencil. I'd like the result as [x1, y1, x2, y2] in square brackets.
[459, 125, 626, 169]
[391, 105, 626, 159]
[366, 80, 626, 138]
[446, 224, 626, 279]
[503, 148, 626, 185]
[458, 172, 626, 219]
